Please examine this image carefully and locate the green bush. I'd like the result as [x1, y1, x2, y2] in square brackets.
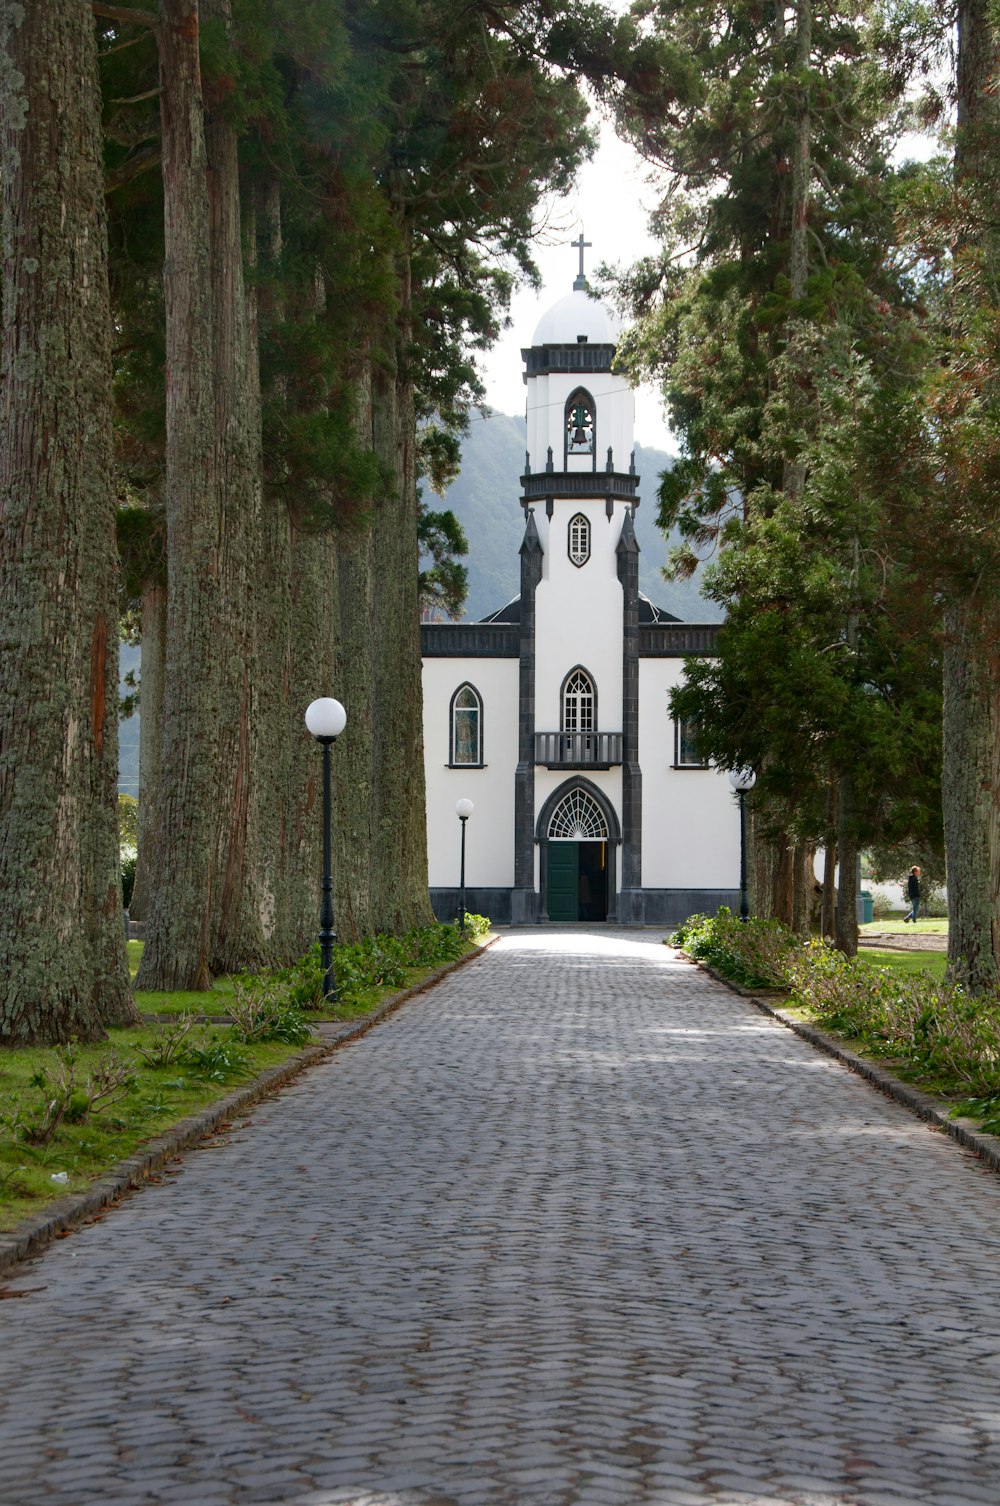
[672, 909, 1000, 1126]
[121, 848, 137, 908]
[671, 908, 800, 989]
[267, 920, 479, 1012]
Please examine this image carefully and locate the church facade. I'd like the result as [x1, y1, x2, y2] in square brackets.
[421, 264, 741, 926]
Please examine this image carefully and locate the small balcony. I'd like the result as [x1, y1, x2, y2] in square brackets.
[534, 731, 623, 769]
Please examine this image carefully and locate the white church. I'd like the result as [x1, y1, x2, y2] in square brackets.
[421, 250, 741, 926]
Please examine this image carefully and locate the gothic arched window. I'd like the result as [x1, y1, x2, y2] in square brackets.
[568, 513, 590, 567]
[450, 683, 483, 766]
[565, 388, 595, 458]
[561, 667, 595, 734]
[548, 787, 608, 840]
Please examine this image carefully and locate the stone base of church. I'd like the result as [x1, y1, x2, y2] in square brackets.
[429, 887, 739, 929]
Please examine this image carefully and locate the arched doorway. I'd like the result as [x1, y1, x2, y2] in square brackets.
[537, 780, 621, 923]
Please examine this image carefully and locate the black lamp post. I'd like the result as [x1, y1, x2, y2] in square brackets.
[455, 798, 473, 934]
[728, 767, 756, 921]
[305, 697, 347, 1001]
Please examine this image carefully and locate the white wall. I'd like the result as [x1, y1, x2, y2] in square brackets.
[534, 502, 627, 737]
[637, 660, 740, 889]
[526, 371, 636, 474]
[422, 658, 519, 889]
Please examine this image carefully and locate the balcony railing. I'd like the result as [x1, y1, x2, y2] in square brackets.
[534, 731, 623, 769]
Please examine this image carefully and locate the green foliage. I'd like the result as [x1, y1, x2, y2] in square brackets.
[118, 793, 138, 847]
[121, 850, 137, 909]
[3, 1046, 136, 1147]
[458, 912, 491, 941]
[179, 1035, 251, 1084]
[227, 983, 314, 1047]
[674, 911, 1000, 1123]
[418, 506, 468, 620]
[672, 908, 800, 988]
[267, 922, 473, 1013]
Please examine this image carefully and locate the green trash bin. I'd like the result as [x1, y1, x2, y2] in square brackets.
[860, 889, 873, 924]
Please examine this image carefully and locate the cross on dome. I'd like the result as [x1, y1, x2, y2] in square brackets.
[572, 232, 592, 290]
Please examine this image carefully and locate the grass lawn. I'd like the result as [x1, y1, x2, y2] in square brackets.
[0, 1025, 303, 1233]
[859, 918, 948, 934]
[858, 947, 948, 983]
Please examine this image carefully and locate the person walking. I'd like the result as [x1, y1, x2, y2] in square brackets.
[904, 866, 921, 924]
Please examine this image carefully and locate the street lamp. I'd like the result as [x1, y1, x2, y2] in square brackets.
[455, 798, 474, 934]
[305, 697, 347, 1001]
[728, 767, 756, 922]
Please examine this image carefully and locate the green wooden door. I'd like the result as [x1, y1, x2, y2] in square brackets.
[547, 842, 579, 921]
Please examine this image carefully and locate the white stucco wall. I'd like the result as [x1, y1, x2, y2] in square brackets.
[422, 657, 519, 889]
[637, 660, 740, 890]
[533, 502, 628, 739]
[526, 371, 635, 475]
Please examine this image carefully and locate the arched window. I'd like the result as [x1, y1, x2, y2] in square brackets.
[561, 667, 595, 733]
[568, 512, 590, 567]
[548, 787, 608, 840]
[565, 388, 595, 458]
[450, 683, 483, 766]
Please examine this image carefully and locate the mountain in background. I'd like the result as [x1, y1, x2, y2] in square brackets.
[425, 409, 724, 624]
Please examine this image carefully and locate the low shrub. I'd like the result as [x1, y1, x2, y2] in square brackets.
[265, 919, 482, 1012]
[228, 982, 314, 1046]
[672, 908, 801, 989]
[675, 912, 1000, 1122]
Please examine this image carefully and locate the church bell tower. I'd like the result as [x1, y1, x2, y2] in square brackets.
[512, 237, 642, 924]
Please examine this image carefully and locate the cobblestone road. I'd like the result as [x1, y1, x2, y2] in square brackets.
[3, 929, 1000, 1506]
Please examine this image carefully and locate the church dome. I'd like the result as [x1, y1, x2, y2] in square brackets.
[531, 288, 618, 347]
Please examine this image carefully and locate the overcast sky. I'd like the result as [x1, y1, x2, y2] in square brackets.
[475, 115, 676, 452]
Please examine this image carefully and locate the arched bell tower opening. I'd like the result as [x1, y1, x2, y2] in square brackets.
[536, 779, 621, 923]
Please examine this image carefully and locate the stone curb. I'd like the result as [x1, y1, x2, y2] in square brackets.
[0, 935, 498, 1278]
[681, 951, 1000, 1176]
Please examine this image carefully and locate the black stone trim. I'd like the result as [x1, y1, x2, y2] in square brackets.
[428, 887, 739, 928]
[421, 623, 519, 658]
[639, 624, 722, 657]
[520, 471, 638, 505]
[521, 343, 615, 378]
[617, 508, 642, 891]
[514, 510, 543, 892]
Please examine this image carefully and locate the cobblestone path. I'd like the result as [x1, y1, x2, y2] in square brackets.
[3, 929, 1000, 1506]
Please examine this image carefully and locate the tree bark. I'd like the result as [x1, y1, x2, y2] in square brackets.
[367, 242, 432, 933]
[134, 0, 220, 991]
[128, 582, 166, 922]
[821, 779, 838, 938]
[942, 604, 1000, 989]
[942, 0, 1000, 990]
[833, 772, 859, 956]
[202, 0, 266, 973]
[0, 0, 137, 1042]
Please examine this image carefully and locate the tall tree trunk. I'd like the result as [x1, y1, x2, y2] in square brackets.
[135, 0, 220, 991]
[833, 772, 859, 956]
[129, 582, 166, 923]
[368, 263, 432, 932]
[821, 779, 838, 938]
[942, 0, 1000, 990]
[203, 0, 265, 973]
[942, 603, 1000, 988]
[0, 0, 137, 1042]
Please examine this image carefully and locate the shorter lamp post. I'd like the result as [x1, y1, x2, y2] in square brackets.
[455, 799, 474, 934]
[728, 767, 756, 922]
[305, 697, 347, 1001]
